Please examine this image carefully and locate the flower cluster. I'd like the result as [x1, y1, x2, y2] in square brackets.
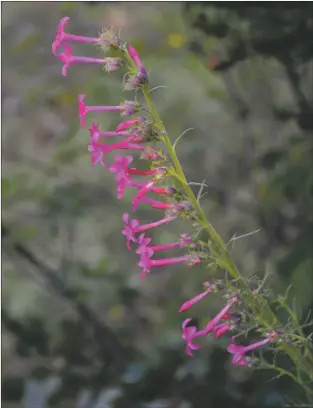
[179, 283, 280, 365]
[52, 18, 297, 372]
[53, 18, 200, 283]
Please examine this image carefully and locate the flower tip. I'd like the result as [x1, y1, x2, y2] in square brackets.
[179, 302, 191, 313]
[132, 198, 141, 212]
[215, 325, 229, 339]
[61, 16, 70, 24]
[122, 212, 129, 223]
[221, 313, 232, 320]
[128, 44, 139, 58]
[182, 318, 192, 330]
[61, 66, 68, 77]
[52, 42, 58, 56]
[116, 118, 139, 133]
[52, 16, 70, 55]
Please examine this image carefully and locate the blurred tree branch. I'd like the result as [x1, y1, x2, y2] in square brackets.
[2, 224, 127, 374]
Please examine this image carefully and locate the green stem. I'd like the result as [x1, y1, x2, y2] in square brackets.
[122, 48, 313, 388]
[140, 83, 313, 387]
[143, 86, 227, 250]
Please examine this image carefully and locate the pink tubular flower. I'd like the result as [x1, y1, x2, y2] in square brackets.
[128, 167, 162, 176]
[179, 281, 225, 313]
[88, 138, 144, 168]
[182, 319, 207, 357]
[89, 123, 131, 140]
[203, 298, 238, 336]
[89, 123, 101, 145]
[134, 234, 152, 258]
[102, 139, 145, 154]
[135, 234, 194, 279]
[128, 45, 148, 76]
[132, 176, 170, 212]
[128, 45, 142, 68]
[131, 181, 156, 211]
[121, 213, 140, 250]
[137, 232, 192, 255]
[108, 154, 134, 199]
[135, 233, 152, 250]
[130, 180, 172, 194]
[108, 154, 168, 200]
[214, 323, 231, 339]
[108, 154, 164, 179]
[136, 233, 192, 256]
[138, 253, 200, 280]
[227, 332, 279, 366]
[116, 118, 144, 133]
[214, 312, 241, 339]
[79, 96, 135, 128]
[150, 234, 192, 251]
[179, 288, 213, 313]
[180, 299, 238, 356]
[140, 196, 173, 210]
[57, 44, 111, 77]
[132, 191, 172, 211]
[88, 143, 105, 167]
[88, 123, 105, 166]
[52, 16, 99, 55]
[106, 154, 146, 199]
[122, 213, 176, 249]
[137, 249, 154, 280]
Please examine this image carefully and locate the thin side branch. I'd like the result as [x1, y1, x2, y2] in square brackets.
[2, 224, 127, 374]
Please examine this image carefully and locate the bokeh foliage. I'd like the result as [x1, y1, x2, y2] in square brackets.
[2, 2, 312, 407]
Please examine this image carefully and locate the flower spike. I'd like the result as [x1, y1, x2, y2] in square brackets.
[51, 19, 299, 379]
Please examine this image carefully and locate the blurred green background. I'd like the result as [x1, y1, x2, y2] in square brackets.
[2, 2, 313, 407]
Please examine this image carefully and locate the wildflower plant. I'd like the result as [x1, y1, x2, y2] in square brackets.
[52, 18, 313, 397]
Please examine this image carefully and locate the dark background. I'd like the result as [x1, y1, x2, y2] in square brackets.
[2, 2, 313, 407]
